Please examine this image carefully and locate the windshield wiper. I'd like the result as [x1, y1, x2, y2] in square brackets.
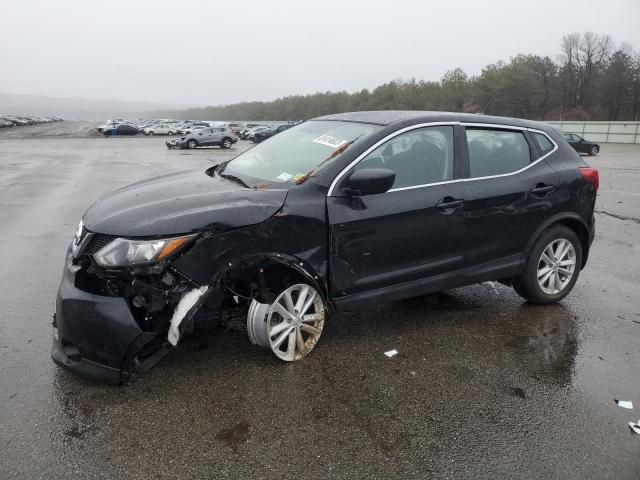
[218, 171, 251, 189]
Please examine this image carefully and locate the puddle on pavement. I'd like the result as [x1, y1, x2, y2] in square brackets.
[215, 421, 251, 453]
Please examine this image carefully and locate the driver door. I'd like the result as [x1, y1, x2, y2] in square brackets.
[327, 125, 467, 299]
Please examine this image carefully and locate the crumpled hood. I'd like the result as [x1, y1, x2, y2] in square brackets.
[83, 169, 288, 237]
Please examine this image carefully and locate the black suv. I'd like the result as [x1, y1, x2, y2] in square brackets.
[52, 111, 598, 384]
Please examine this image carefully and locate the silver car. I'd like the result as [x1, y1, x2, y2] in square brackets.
[166, 126, 238, 149]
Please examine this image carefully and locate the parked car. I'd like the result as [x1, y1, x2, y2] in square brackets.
[562, 133, 600, 156]
[244, 126, 270, 140]
[97, 120, 123, 133]
[238, 125, 260, 139]
[166, 126, 238, 149]
[226, 123, 246, 135]
[252, 124, 294, 143]
[0, 115, 63, 127]
[52, 111, 598, 384]
[144, 124, 178, 136]
[177, 122, 211, 135]
[102, 124, 139, 136]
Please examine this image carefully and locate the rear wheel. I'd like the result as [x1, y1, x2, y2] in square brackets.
[187, 139, 198, 149]
[513, 225, 582, 304]
[247, 283, 325, 361]
[589, 145, 599, 156]
[221, 137, 232, 149]
[168, 131, 174, 136]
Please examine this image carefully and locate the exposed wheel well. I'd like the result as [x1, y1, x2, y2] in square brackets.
[222, 258, 322, 306]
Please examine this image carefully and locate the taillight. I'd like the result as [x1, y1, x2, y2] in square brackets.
[579, 167, 599, 192]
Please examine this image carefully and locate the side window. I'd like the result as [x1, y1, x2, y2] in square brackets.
[354, 126, 454, 189]
[466, 129, 530, 178]
[532, 132, 554, 155]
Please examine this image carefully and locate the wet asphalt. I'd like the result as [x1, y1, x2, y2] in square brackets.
[0, 123, 639, 479]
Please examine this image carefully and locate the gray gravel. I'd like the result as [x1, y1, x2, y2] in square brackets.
[1, 124, 639, 479]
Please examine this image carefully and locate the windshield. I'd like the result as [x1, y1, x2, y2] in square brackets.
[222, 120, 380, 184]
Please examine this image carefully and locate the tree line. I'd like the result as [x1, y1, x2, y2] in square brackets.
[157, 32, 640, 122]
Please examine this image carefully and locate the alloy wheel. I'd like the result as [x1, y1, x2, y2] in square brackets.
[537, 238, 577, 295]
[247, 284, 325, 361]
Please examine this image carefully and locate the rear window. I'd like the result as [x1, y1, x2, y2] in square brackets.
[532, 132, 554, 155]
[466, 128, 531, 178]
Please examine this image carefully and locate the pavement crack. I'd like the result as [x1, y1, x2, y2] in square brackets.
[595, 210, 640, 224]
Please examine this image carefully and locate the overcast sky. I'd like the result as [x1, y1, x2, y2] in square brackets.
[1, 0, 639, 107]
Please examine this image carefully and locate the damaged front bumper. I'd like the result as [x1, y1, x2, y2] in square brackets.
[166, 138, 182, 149]
[51, 255, 173, 385]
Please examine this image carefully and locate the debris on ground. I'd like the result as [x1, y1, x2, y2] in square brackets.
[629, 421, 640, 435]
[384, 349, 398, 358]
[615, 399, 633, 409]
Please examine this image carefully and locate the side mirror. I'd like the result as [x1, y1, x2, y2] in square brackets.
[346, 168, 395, 196]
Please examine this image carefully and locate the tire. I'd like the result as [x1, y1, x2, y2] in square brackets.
[148, 131, 154, 136]
[221, 137, 232, 149]
[589, 145, 599, 156]
[187, 139, 198, 149]
[513, 225, 582, 304]
[168, 131, 174, 136]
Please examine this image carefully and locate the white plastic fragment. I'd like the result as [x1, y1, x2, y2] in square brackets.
[168, 286, 209, 346]
[384, 349, 398, 358]
[615, 400, 633, 409]
[629, 420, 640, 435]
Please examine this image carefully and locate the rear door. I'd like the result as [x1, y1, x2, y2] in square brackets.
[327, 124, 468, 297]
[211, 127, 225, 144]
[196, 128, 211, 145]
[461, 126, 559, 268]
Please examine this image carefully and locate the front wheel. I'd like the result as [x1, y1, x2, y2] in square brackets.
[221, 137, 232, 149]
[513, 225, 582, 304]
[187, 139, 198, 149]
[148, 131, 154, 136]
[589, 145, 599, 156]
[247, 283, 325, 361]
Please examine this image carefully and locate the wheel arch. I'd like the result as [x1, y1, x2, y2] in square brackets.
[169, 251, 330, 346]
[525, 213, 591, 269]
[220, 252, 329, 305]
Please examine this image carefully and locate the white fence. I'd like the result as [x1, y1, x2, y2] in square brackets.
[547, 121, 640, 144]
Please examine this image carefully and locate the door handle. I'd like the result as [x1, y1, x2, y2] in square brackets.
[530, 184, 555, 196]
[436, 198, 464, 210]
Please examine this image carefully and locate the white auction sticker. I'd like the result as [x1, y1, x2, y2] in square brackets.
[277, 172, 293, 181]
[313, 134, 347, 149]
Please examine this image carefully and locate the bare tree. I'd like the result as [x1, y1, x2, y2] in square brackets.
[560, 33, 581, 108]
[576, 32, 613, 108]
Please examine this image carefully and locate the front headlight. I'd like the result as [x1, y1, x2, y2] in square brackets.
[70, 219, 85, 257]
[94, 235, 196, 267]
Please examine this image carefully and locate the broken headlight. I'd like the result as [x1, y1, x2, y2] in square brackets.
[94, 235, 195, 267]
[70, 219, 85, 257]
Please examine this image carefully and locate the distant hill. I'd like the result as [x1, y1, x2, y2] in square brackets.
[0, 92, 193, 120]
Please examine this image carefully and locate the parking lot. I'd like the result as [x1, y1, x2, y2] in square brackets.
[1, 122, 639, 479]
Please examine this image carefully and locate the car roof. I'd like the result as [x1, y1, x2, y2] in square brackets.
[312, 110, 550, 130]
